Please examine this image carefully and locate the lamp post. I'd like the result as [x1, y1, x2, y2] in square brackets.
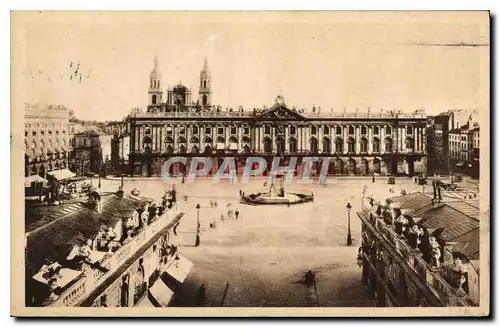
[346, 202, 352, 246]
[195, 203, 201, 247]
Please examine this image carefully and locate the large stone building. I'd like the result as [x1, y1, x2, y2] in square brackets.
[357, 186, 479, 307]
[127, 58, 429, 177]
[25, 189, 191, 307]
[449, 117, 479, 178]
[24, 104, 70, 179]
[426, 111, 455, 175]
[71, 130, 112, 175]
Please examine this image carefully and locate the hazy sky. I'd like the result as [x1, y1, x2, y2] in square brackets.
[15, 11, 489, 121]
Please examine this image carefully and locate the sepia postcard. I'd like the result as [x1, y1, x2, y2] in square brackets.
[11, 10, 490, 317]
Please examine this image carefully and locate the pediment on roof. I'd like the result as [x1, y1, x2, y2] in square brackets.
[258, 104, 305, 121]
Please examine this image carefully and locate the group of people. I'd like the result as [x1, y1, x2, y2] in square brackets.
[368, 203, 444, 268]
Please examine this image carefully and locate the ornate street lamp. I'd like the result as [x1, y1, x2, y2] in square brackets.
[195, 203, 201, 247]
[346, 202, 352, 246]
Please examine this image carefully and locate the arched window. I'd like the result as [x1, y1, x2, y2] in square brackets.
[263, 137, 272, 153]
[289, 137, 297, 153]
[190, 136, 199, 144]
[203, 80, 207, 89]
[405, 136, 415, 152]
[385, 137, 393, 153]
[360, 137, 368, 153]
[348, 126, 355, 135]
[202, 94, 208, 106]
[311, 126, 317, 135]
[373, 137, 380, 153]
[386, 126, 392, 135]
[323, 137, 331, 153]
[361, 126, 367, 135]
[152, 94, 157, 105]
[310, 137, 318, 153]
[347, 137, 355, 153]
[335, 137, 343, 153]
[373, 158, 381, 174]
[406, 126, 413, 135]
[276, 136, 285, 154]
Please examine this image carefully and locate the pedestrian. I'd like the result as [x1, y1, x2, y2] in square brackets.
[210, 200, 213, 208]
[235, 209, 239, 220]
[214, 201, 218, 208]
[220, 213, 224, 221]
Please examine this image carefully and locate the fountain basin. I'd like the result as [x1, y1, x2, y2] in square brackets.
[241, 189, 314, 205]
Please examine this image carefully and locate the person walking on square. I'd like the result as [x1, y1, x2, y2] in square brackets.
[235, 209, 240, 220]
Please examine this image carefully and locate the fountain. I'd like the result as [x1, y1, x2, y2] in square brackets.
[240, 175, 314, 205]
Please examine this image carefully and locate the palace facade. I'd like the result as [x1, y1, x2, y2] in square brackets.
[127, 58, 429, 178]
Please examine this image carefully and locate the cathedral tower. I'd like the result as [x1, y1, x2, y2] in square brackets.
[148, 56, 163, 106]
[198, 57, 212, 108]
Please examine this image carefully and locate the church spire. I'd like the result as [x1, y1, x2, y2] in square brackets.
[154, 55, 158, 69]
[204, 56, 208, 70]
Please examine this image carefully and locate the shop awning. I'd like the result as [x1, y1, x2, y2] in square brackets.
[166, 253, 193, 283]
[25, 175, 48, 187]
[148, 279, 174, 307]
[47, 169, 76, 181]
[229, 143, 238, 150]
[216, 143, 225, 150]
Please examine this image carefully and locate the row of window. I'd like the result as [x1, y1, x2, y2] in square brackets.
[140, 137, 417, 154]
[143, 125, 252, 137]
[25, 130, 67, 138]
[141, 125, 419, 139]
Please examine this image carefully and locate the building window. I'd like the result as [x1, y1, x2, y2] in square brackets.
[32, 131, 36, 136]
[407, 126, 413, 134]
[205, 126, 211, 135]
[264, 126, 271, 135]
[385, 138, 393, 153]
[192, 126, 199, 135]
[218, 127, 224, 135]
[230, 126, 237, 135]
[335, 138, 343, 153]
[347, 138, 355, 153]
[373, 126, 379, 135]
[386, 127, 392, 135]
[323, 126, 329, 135]
[311, 126, 317, 135]
[336, 126, 342, 135]
[166, 126, 173, 136]
[361, 126, 367, 135]
[348, 126, 354, 135]
[290, 126, 296, 135]
[145, 126, 151, 135]
[360, 138, 368, 152]
[373, 138, 380, 152]
[244, 127, 250, 135]
[179, 126, 186, 135]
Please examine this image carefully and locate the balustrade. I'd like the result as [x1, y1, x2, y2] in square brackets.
[48, 207, 180, 307]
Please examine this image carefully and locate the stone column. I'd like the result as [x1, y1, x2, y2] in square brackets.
[344, 125, 349, 154]
[238, 124, 242, 152]
[285, 125, 289, 153]
[422, 127, 427, 153]
[368, 126, 373, 154]
[356, 125, 361, 153]
[318, 124, 323, 153]
[305, 125, 311, 152]
[173, 126, 177, 153]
